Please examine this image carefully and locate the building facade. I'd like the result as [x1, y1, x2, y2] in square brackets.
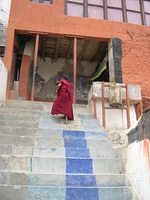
[1, 1, 150, 199]
[3, 0, 150, 109]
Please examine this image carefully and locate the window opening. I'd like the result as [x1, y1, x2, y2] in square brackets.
[107, 0, 123, 22]
[143, 0, 150, 26]
[126, 0, 142, 25]
[30, 0, 53, 4]
[65, 0, 149, 26]
[88, 0, 104, 19]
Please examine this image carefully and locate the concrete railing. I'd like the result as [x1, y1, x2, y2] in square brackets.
[88, 82, 143, 130]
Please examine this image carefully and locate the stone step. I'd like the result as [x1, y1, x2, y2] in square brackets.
[39, 120, 83, 131]
[0, 126, 107, 139]
[0, 171, 131, 187]
[0, 134, 112, 147]
[6, 100, 87, 107]
[3, 100, 44, 110]
[0, 107, 42, 115]
[0, 118, 104, 132]
[0, 126, 37, 136]
[39, 114, 104, 131]
[0, 145, 119, 158]
[0, 120, 39, 127]
[0, 134, 112, 149]
[0, 135, 35, 146]
[35, 137, 112, 148]
[5, 100, 91, 115]
[0, 185, 133, 200]
[0, 113, 40, 121]
[0, 156, 123, 174]
[37, 129, 108, 139]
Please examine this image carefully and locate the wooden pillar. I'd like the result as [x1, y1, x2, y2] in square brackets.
[31, 34, 39, 101]
[73, 37, 77, 104]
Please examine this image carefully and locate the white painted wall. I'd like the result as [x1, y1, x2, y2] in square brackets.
[0, 0, 11, 102]
[93, 101, 137, 129]
[126, 140, 150, 200]
[0, 59, 8, 103]
[0, 0, 11, 26]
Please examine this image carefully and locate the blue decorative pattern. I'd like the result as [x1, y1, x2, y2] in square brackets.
[65, 147, 90, 158]
[66, 158, 93, 173]
[64, 138, 87, 148]
[66, 188, 99, 200]
[63, 130, 99, 200]
[66, 174, 97, 187]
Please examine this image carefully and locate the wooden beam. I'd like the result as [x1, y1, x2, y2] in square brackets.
[28, 31, 48, 36]
[41, 37, 46, 62]
[54, 38, 60, 62]
[65, 35, 84, 39]
[89, 42, 101, 63]
[66, 39, 73, 61]
[78, 40, 89, 63]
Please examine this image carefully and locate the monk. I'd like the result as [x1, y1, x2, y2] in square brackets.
[51, 77, 74, 124]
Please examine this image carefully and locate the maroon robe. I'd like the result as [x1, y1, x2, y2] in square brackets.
[51, 79, 74, 120]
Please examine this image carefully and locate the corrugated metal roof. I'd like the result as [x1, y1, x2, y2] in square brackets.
[0, 22, 6, 47]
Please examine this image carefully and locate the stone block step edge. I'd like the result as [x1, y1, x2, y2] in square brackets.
[0, 184, 133, 189]
[0, 171, 132, 187]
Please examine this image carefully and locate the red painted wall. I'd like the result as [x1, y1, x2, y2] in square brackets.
[19, 55, 31, 100]
[4, 0, 150, 109]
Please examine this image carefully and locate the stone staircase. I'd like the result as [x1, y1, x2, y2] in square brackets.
[0, 100, 137, 200]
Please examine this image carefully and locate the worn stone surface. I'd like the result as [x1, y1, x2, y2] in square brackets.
[107, 129, 129, 148]
[0, 100, 138, 200]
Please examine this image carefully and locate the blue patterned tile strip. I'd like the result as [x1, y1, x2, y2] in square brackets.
[63, 130, 99, 200]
